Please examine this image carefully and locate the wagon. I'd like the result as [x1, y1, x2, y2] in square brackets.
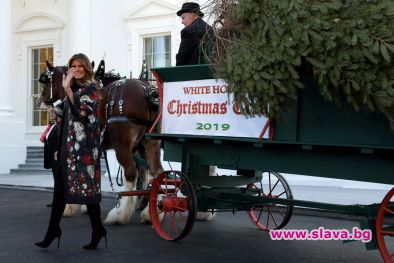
[118, 64, 394, 263]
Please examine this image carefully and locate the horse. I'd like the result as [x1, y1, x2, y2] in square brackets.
[38, 60, 164, 224]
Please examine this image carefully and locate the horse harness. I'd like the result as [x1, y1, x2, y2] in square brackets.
[100, 77, 160, 145]
[100, 78, 157, 205]
[104, 78, 155, 127]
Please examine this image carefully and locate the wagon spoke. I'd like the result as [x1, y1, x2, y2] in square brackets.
[170, 211, 181, 237]
[174, 181, 185, 196]
[276, 190, 287, 198]
[257, 182, 264, 195]
[384, 207, 394, 216]
[165, 176, 169, 194]
[268, 180, 280, 196]
[256, 206, 264, 223]
[381, 230, 394, 236]
[272, 204, 286, 219]
[178, 211, 187, 224]
[267, 206, 278, 228]
[159, 186, 168, 196]
[171, 206, 188, 212]
[160, 211, 168, 228]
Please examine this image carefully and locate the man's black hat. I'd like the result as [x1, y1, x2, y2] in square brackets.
[177, 2, 204, 17]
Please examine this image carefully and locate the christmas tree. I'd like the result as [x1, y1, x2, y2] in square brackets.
[207, 0, 394, 129]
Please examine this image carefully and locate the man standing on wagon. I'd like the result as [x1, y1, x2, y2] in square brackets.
[176, 2, 213, 66]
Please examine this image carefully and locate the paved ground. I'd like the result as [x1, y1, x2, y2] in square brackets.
[0, 187, 387, 263]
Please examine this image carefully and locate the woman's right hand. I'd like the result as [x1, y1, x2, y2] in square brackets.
[62, 68, 75, 105]
[62, 68, 74, 90]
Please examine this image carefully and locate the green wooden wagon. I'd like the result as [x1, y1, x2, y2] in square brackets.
[121, 64, 394, 262]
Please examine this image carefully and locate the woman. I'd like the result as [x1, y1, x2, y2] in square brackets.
[35, 53, 106, 250]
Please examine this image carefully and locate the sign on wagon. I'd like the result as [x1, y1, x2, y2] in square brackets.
[162, 79, 269, 139]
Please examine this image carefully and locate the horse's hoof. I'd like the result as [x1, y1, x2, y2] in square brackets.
[196, 211, 216, 221]
[140, 207, 151, 224]
[103, 217, 117, 225]
[62, 204, 77, 217]
[104, 208, 130, 225]
[80, 205, 87, 214]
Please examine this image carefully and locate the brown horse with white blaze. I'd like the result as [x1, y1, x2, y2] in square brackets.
[38, 60, 163, 225]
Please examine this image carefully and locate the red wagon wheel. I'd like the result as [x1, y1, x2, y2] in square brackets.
[149, 170, 197, 241]
[247, 172, 293, 231]
[376, 187, 394, 263]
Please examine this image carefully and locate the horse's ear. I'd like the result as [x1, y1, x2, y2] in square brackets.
[91, 61, 95, 70]
[46, 60, 54, 71]
[94, 60, 105, 81]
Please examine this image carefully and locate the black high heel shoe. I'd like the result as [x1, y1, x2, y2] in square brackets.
[83, 228, 107, 250]
[35, 229, 62, 248]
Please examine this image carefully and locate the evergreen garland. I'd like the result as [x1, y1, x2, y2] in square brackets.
[211, 0, 394, 129]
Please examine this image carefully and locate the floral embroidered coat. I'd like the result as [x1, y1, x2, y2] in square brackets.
[60, 82, 101, 204]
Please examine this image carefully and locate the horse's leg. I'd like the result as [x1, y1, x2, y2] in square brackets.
[140, 139, 164, 224]
[195, 165, 217, 221]
[143, 139, 164, 179]
[63, 204, 78, 217]
[80, 205, 87, 214]
[135, 165, 149, 211]
[104, 128, 141, 225]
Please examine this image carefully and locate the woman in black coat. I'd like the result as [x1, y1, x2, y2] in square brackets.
[176, 2, 213, 66]
[35, 53, 106, 250]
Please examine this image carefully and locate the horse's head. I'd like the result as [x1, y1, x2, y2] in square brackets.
[37, 60, 67, 109]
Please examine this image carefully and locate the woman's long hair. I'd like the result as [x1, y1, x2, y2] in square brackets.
[68, 53, 95, 85]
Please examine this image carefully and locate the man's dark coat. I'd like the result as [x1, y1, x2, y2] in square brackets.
[176, 18, 212, 66]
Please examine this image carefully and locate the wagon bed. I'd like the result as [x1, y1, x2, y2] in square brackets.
[124, 64, 394, 262]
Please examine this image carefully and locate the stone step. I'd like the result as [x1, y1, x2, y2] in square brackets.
[25, 159, 44, 164]
[26, 153, 44, 158]
[27, 148, 43, 154]
[12, 146, 107, 175]
[11, 165, 107, 174]
[18, 163, 45, 169]
[26, 148, 44, 154]
[18, 163, 107, 170]
[10, 168, 52, 175]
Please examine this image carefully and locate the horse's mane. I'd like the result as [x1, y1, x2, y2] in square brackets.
[102, 71, 125, 82]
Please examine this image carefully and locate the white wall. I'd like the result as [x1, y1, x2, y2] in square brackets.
[0, 0, 25, 173]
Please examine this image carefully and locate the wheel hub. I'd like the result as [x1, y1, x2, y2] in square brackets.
[158, 197, 188, 212]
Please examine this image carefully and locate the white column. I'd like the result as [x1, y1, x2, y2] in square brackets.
[68, 0, 92, 56]
[0, 0, 13, 118]
[0, 0, 26, 174]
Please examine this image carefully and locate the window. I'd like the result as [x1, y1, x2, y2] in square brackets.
[31, 47, 53, 126]
[143, 35, 171, 79]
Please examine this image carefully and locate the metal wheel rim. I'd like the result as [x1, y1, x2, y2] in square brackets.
[376, 187, 394, 263]
[149, 170, 197, 241]
[247, 172, 293, 231]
